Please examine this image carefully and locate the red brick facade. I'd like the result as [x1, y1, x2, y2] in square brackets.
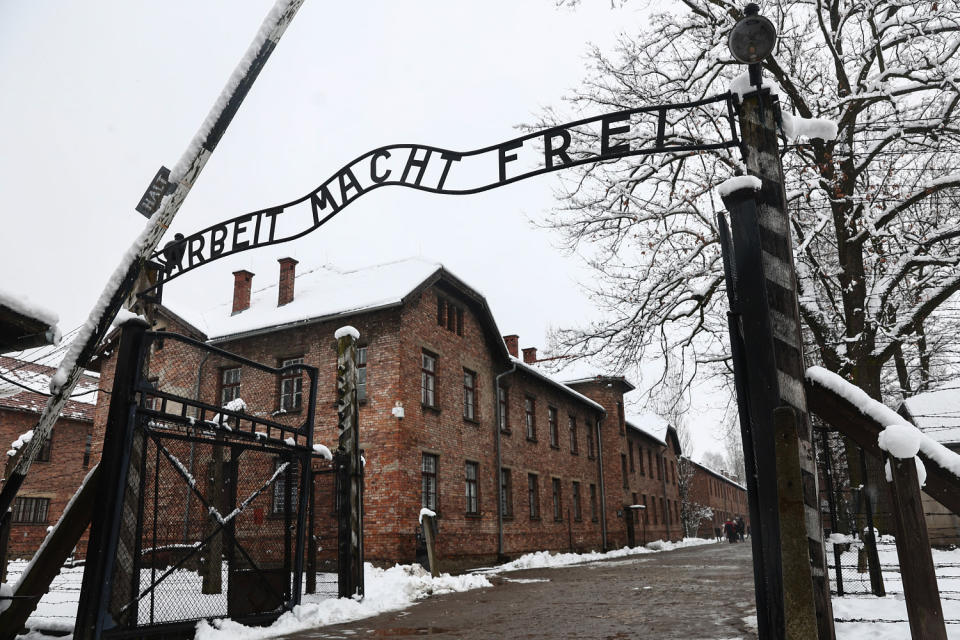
[686, 460, 750, 538]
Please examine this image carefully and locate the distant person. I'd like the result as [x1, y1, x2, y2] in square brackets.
[714, 526, 723, 542]
[724, 519, 737, 543]
[736, 516, 745, 542]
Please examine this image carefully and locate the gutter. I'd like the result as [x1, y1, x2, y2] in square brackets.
[494, 362, 516, 560]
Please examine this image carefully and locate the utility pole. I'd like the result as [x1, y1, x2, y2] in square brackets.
[0, 0, 308, 522]
[721, 4, 835, 639]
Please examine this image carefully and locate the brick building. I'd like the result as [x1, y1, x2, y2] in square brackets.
[0, 355, 99, 559]
[7, 257, 726, 567]
[686, 459, 749, 539]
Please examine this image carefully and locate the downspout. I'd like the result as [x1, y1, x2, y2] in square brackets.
[660, 446, 671, 541]
[183, 349, 211, 543]
[595, 416, 608, 551]
[494, 362, 515, 560]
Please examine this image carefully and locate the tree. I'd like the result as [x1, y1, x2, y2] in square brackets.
[677, 455, 714, 537]
[541, 0, 960, 406]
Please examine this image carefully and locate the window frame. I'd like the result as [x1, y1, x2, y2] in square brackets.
[586, 420, 595, 459]
[463, 368, 477, 421]
[278, 357, 304, 412]
[357, 346, 368, 402]
[552, 477, 563, 522]
[498, 386, 510, 433]
[500, 468, 513, 519]
[220, 366, 241, 406]
[36, 431, 52, 463]
[528, 473, 540, 520]
[590, 484, 598, 522]
[12, 496, 49, 524]
[568, 415, 578, 454]
[524, 396, 536, 441]
[548, 406, 559, 448]
[465, 461, 480, 516]
[621, 454, 629, 488]
[421, 351, 438, 409]
[572, 481, 582, 522]
[421, 453, 439, 513]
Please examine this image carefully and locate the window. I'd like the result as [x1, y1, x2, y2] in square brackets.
[357, 346, 368, 401]
[568, 415, 578, 454]
[528, 474, 540, 519]
[632, 493, 639, 522]
[643, 494, 648, 521]
[590, 484, 598, 522]
[524, 396, 536, 441]
[648, 450, 653, 478]
[548, 407, 559, 448]
[552, 478, 563, 521]
[465, 461, 479, 515]
[652, 496, 658, 524]
[660, 497, 666, 525]
[500, 468, 513, 518]
[271, 458, 298, 516]
[639, 446, 645, 476]
[656, 454, 663, 480]
[498, 387, 509, 432]
[279, 357, 303, 411]
[586, 421, 595, 459]
[463, 369, 476, 420]
[671, 460, 676, 485]
[629, 442, 635, 473]
[37, 432, 51, 463]
[421, 352, 437, 407]
[621, 454, 629, 488]
[82, 434, 92, 468]
[12, 497, 49, 524]
[573, 481, 582, 521]
[421, 454, 438, 511]
[220, 367, 241, 405]
[437, 297, 464, 336]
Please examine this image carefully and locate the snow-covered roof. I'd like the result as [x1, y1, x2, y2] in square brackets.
[689, 458, 746, 492]
[511, 358, 605, 413]
[178, 257, 450, 341]
[902, 385, 960, 445]
[0, 355, 98, 422]
[626, 411, 670, 445]
[0, 288, 58, 328]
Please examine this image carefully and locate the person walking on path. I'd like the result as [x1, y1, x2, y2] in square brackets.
[724, 519, 738, 543]
[735, 516, 745, 542]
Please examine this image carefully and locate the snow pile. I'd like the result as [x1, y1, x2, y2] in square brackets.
[419, 508, 436, 524]
[729, 71, 782, 99]
[312, 444, 332, 460]
[0, 288, 58, 327]
[222, 397, 247, 413]
[334, 325, 360, 341]
[487, 537, 714, 572]
[827, 533, 854, 545]
[716, 175, 762, 197]
[110, 308, 148, 328]
[194, 563, 492, 640]
[884, 457, 927, 487]
[806, 366, 960, 480]
[878, 423, 922, 459]
[8, 430, 34, 457]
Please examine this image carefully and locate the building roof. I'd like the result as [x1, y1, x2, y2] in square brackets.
[688, 458, 747, 491]
[512, 358, 605, 413]
[0, 355, 98, 422]
[0, 288, 60, 354]
[901, 384, 960, 445]
[626, 411, 670, 445]
[177, 257, 469, 342]
[563, 375, 636, 392]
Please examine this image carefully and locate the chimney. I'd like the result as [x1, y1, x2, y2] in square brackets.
[232, 270, 254, 314]
[503, 335, 519, 358]
[277, 257, 298, 306]
[522, 347, 538, 364]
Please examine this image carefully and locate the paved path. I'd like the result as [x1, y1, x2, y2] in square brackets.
[282, 541, 759, 640]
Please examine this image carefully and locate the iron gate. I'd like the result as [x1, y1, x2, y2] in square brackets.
[76, 324, 345, 639]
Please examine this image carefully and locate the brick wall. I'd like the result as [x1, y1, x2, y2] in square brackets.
[688, 462, 750, 538]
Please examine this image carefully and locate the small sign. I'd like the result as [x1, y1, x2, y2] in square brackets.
[135, 166, 171, 218]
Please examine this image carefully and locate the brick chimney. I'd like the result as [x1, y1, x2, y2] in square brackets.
[522, 347, 538, 364]
[503, 335, 519, 358]
[277, 257, 298, 306]
[232, 270, 254, 314]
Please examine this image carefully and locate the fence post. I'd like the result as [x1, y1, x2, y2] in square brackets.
[858, 449, 885, 596]
[421, 514, 439, 578]
[74, 318, 149, 640]
[335, 327, 363, 599]
[306, 470, 317, 595]
[817, 428, 843, 596]
[886, 454, 947, 640]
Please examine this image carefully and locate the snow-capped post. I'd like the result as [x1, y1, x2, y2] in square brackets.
[878, 424, 947, 640]
[0, 0, 308, 526]
[722, 6, 835, 639]
[335, 326, 364, 598]
[419, 509, 439, 578]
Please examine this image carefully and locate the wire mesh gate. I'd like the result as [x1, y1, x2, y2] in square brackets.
[76, 325, 344, 639]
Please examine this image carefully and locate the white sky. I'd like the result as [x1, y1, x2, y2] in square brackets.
[0, 0, 732, 459]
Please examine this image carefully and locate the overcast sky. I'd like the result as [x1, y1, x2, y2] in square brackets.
[0, 1, 733, 460]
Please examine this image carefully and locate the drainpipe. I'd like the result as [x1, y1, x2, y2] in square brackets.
[595, 416, 608, 551]
[660, 447, 671, 540]
[494, 363, 515, 560]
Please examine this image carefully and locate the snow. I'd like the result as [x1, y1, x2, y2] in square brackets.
[0, 581, 11, 615]
[626, 411, 670, 444]
[716, 175, 762, 197]
[110, 308, 148, 327]
[418, 508, 436, 524]
[0, 288, 58, 327]
[729, 70, 782, 99]
[902, 385, 960, 445]
[179, 258, 449, 341]
[194, 563, 492, 640]
[8, 429, 33, 456]
[222, 397, 247, 413]
[484, 537, 715, 572]
[511, 357, 605, 412]
[806, 366, 960, 480]
[883, 456, 927, 486]
[878, 423, 922, 459]
[334, 325, 360, 341]
[781, 112, 839, 141]
[312, 444, 333, 460]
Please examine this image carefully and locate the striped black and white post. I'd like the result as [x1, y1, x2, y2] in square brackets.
[720, 87, 835, 640]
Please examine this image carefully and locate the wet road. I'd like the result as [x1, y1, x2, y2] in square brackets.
[280, 541, 758, 640]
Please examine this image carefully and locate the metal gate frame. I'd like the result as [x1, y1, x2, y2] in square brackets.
[75, 321, 322, 639]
